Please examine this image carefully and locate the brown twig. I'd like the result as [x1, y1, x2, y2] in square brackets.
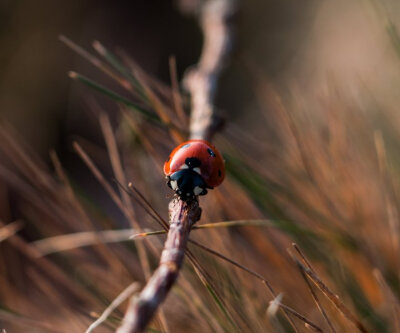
[117, 1, 236, 331]
[183, 0, 235, 141]
[116, 200, 201, 332]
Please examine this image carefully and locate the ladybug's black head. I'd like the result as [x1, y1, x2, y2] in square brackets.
[167, 168, 208, 201]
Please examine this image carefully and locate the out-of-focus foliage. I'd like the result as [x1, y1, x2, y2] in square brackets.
[2, 0, 400, 332]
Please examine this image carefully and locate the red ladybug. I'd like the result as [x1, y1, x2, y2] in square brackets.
[164, 140, 225, 201]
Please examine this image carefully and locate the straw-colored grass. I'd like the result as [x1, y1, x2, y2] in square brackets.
[2, 4, 400, 331]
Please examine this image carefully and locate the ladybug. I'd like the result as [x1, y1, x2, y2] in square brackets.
[164, 140, 225, 201]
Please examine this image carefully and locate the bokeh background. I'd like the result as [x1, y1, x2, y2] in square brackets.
[2, 0, 400, 332]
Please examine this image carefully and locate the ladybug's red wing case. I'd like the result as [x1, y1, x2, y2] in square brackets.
[164, 140, 225, 201]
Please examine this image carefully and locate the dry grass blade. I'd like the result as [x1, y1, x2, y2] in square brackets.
[99, 111, 154, 276]
[73, 142, 164, 263]
[73, 142, 127, 212]
[188, 239, 300, 332]
[49, 149, 134, 276]
[197, 219, 274, 229]
[99, 111, 131, 210]
[168, 55, 187, 126]
[112, 179, 168, 232]
[0, 309, 63, 333]
[130, 230, 166, 239]
[31, 219, 274, 256]
[0, 221, 96, 305]
[92, 40, 145, 99]
[127, 182, 169, 231]
[294, 258, 369, 333]
[373, 268, 400, 333]
[176, 276, 225, 333]
[119, 105, 159, 161]
[298, 264, 336, 333]
[68, 71, 156, 120]
[59, 35, 132, 91]
[86, 282, 140, 333]
[189, 239, 275, 292]
[74, 137, 171, 332]
[185, 249, 240, 331]
[133, 219, 276, 234]
[291, 244, 336, 333]
[32, 229, 139, 256]
[274, 302, 323, 332]
[130, 68, 185, 144]
[292, 243, 317, 272]
[0, 220, 23, 242]
[73, 142, 150, 234]
[0, 126, 53, 192]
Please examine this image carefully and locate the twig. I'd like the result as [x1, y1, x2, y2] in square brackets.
[117, 1, 236, 331]
[117, 200, 201, 333]
[183, 0, 236, 141]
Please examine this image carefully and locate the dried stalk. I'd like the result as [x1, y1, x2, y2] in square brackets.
[291, 244, 336, 333]
[274, 303, 323, 332]
[86, 282, 140, 333]
[290, 244, 368, 332]
[183, 0, 236, 141]
[116, 200, 201, 332]
[295, 259, 369, 333]
[117, 1, 236, 331]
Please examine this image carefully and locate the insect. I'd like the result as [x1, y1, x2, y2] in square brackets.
[164, 140, 225, 201]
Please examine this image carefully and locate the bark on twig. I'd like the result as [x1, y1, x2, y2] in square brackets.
[117, 1, 235, 331]
[183, 0, 236, 141]
[117, 200, 201, 333]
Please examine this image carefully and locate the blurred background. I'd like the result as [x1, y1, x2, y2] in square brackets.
[2, 0, 400, 332]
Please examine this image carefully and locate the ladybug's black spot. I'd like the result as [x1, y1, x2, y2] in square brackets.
[181, 144, 191, 149]
[185, 157, 201, 168]
[218, 170, 222, 177]
[207, 148, 216, 157]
